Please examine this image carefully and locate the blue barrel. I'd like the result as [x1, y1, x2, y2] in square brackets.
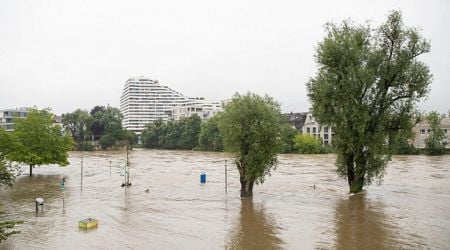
[200, 171, 206, 184]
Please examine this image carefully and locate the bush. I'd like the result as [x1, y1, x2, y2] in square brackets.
[76, 141, 94, 151]
[294, 134, 330, 154]
[99, 135, 115, 149]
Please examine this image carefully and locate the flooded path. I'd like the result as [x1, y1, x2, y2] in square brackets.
[1, 149, 449, 249]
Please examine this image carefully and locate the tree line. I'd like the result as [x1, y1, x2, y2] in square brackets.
[61, 105, 136, 150]
[139, 107, 321, 154]
[140, 110, 447, 156]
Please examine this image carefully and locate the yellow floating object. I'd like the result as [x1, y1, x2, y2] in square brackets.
[79, 218, 98, 229]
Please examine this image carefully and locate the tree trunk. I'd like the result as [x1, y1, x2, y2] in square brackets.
[346, 154, 365, 193]
[347, 153, 366, 194]
[237, 160, 254, 197]
[240, 177, 254, 197]
[29, 164, 33, 176]
[349, 176, 364, 193]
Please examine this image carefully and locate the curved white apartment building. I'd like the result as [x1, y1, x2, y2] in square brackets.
[120, 77, 189, 134]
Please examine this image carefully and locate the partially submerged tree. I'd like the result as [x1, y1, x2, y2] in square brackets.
[307, 11, 432, 193]
[7, 108, 73, 176]
[425, 111, 447, 155]
[219, 93, 281, 197]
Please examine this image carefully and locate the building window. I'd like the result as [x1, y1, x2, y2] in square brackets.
[427, 129, 432, 134]
[313, 127, 316, 133]
[307, 127, 310, 133]
[324, 127, 328, 133]
[420, 129, 425, 135]
[444, 129, 448, 134]
[324, 140, 329, 145]
[324, 134, 329, 140]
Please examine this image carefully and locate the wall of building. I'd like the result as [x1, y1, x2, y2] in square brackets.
[0, 108, 28, 131]
[412, 118, 450, 149]
[120, 77, 190, 134]
[301, 113, 335, 145]
[170, 99, 222, 121]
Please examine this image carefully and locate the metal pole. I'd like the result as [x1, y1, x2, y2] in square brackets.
[81, 156, 83, 190]
[126, 145, 129, 185]
[109, 160, 112, 174]
[225, 160, 227, 194]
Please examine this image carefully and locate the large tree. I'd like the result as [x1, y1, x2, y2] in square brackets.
[7, 108, 73, 176]
[89, 105, 106, 138]
[307, 11, 432, 193]
[100, 106, 124, 135]
[219, 93, 281, 197]
[62, 109, 92, 141]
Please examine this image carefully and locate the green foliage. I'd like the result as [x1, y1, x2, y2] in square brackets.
[425, 112, 447, 155]
[61, 109, 92, 142]
[76, 141, 94, 151]
[198, 115, 224, 151]
[0, 160, 15, 188]
[141, 120, 164, 148]
[124, 130, 138, 147]
[0, 211, 23, 243]
[392, 129, 419, 155]
[0, 131, 23, 242]
[180, 114, 201, 149]
[90, 105, 106, 117]
[141, 115, 202, 150]
[307, 10, 432, 193]
[99, 134, 115, 149]
[219, 92, 281, 197]
[89, 106, 107, 137]
[100, 107, 124, 135]
[90, 120, 105, 138]
[294, 134, 327, 154]
[0, 128, 19, 162]
[62, 105, 133, 150]
[278, 120, 299, 154]
[7, 108, 73, 174]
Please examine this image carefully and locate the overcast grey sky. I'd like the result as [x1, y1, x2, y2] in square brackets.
[0, 0, 449, 115]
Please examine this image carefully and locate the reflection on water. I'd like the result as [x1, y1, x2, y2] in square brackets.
[0, 151, 449, 249]
[7, 175, 65, 204]
[227, 199, 283, 249]
[334, 193, 393, 250]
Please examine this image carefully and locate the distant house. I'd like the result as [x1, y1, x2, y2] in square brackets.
[0, 108, 28, 132]
[302, 113, 335, 145]
[168, 99, 223, 121]
[284, 112, 307, 131]
[412, 117, 450, 149]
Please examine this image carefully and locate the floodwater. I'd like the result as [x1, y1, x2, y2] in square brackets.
[1, 149, 449, 249]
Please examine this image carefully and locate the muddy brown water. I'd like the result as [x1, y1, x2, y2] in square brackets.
[0, 149, 449, 249]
